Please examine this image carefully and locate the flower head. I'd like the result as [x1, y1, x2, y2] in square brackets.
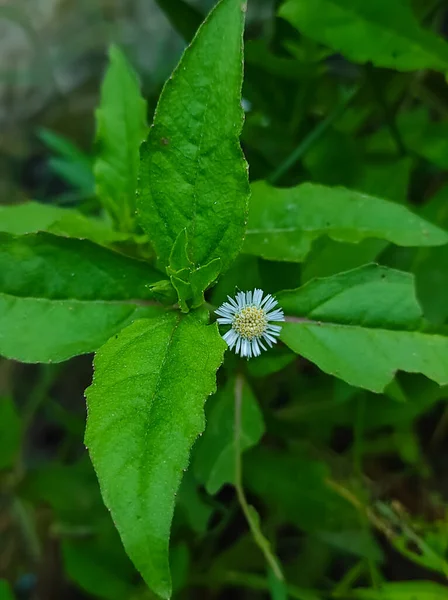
[215, 289, 285, 358]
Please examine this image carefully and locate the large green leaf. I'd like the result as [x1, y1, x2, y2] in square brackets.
[85, 312, 226, 599]
[95, 45, 148, 230]
[244, 182, 448, 262]
[138, 0, 249, 272]
[0, 232, 165, 362]
[352, 581, 448, 599]
[278, 265, 448, 392]
[279, 0, 448, 72]
[193, 376, 264, 494]
[0, 232, 161, 301]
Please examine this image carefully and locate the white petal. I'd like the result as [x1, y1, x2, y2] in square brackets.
[263, 297, 278, 312]
[217, 317, 233, 325]
[253, 289, 263, 306]
[266, 309, 284, 322]
[236, 336, 242, 355]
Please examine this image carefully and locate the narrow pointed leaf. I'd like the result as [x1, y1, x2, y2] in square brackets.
[138, 0, 249, 272]
[85, 313, 226, 598]
[95, 45, 148, 229]
[278, 265, 448, 392]
[0, 233, 165, 362]
[244, 182, 448, 262]
[279, 0, 448, 72]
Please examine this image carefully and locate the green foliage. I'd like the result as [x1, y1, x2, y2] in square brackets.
[85, 313, 226, 598]
[0, 202, 129, 244]
[0, 232, 165, 362]
[94, 45, 148, 231]
[279, 0, 448, 72]
[137, 0, 249, 273]
[279, 265, 448, 392]
[193, 376, 264, 494]
[352, 581, 448, 599]
[3, 0, 448, 599]
[245, 182, 448, 262]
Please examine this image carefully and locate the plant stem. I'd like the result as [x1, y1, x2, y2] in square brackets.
[353, 397, 381, 590]
[234, 373, 284, 581]
[268, 86, 359, 184]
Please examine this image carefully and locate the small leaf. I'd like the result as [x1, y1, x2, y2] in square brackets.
[279, 0, 448, 72]
[85, 313, 226, 598]
[245, 182, 448, 263]
[0, 398, 21, 470]
[168, 229, 192, 274]
[189, 258, 221, 307]
[138, 0, 250, 272]
[193, 377, 264, 494]
[95, 45, 148, 230]
[0, 233, 166, 362]
[168, 230, 221, 311]
[278, 265, 448, 392]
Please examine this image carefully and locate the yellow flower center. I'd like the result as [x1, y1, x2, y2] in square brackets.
[232, 306, 267, 340]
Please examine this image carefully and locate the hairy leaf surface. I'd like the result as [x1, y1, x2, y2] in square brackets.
[138, 0, 249, 272]
[85, 313, 226, 598]
[279, 265, 448, 392]
[245, 182, 448, 262]
[0, 233, 165, 362]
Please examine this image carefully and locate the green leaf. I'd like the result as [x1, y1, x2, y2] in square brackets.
[138, 0, 249, 272]
[38, 128, 94, 195]
[62, 540, 134, 600]
[0, 233, 165, 362]
[95, 45, 148, 230]
[245, 447, 358, 533]
[0, 580, 14, 600]
[176, 471, 213, 533]
[244, 182, 448, 263]
[167, 230, 221, 311]
[278, 265, 448, 392]
[0, 232, 162, 302]
[279, 0, 448, 72]
[0, 398, 21, 470]
[0, 202, 130, 246]
[85, 312, 226, 599]
[193, 377, 264, 494]
[352, 581, 448, 599]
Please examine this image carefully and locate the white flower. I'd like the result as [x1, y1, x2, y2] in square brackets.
[215, 289, 285, 359]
